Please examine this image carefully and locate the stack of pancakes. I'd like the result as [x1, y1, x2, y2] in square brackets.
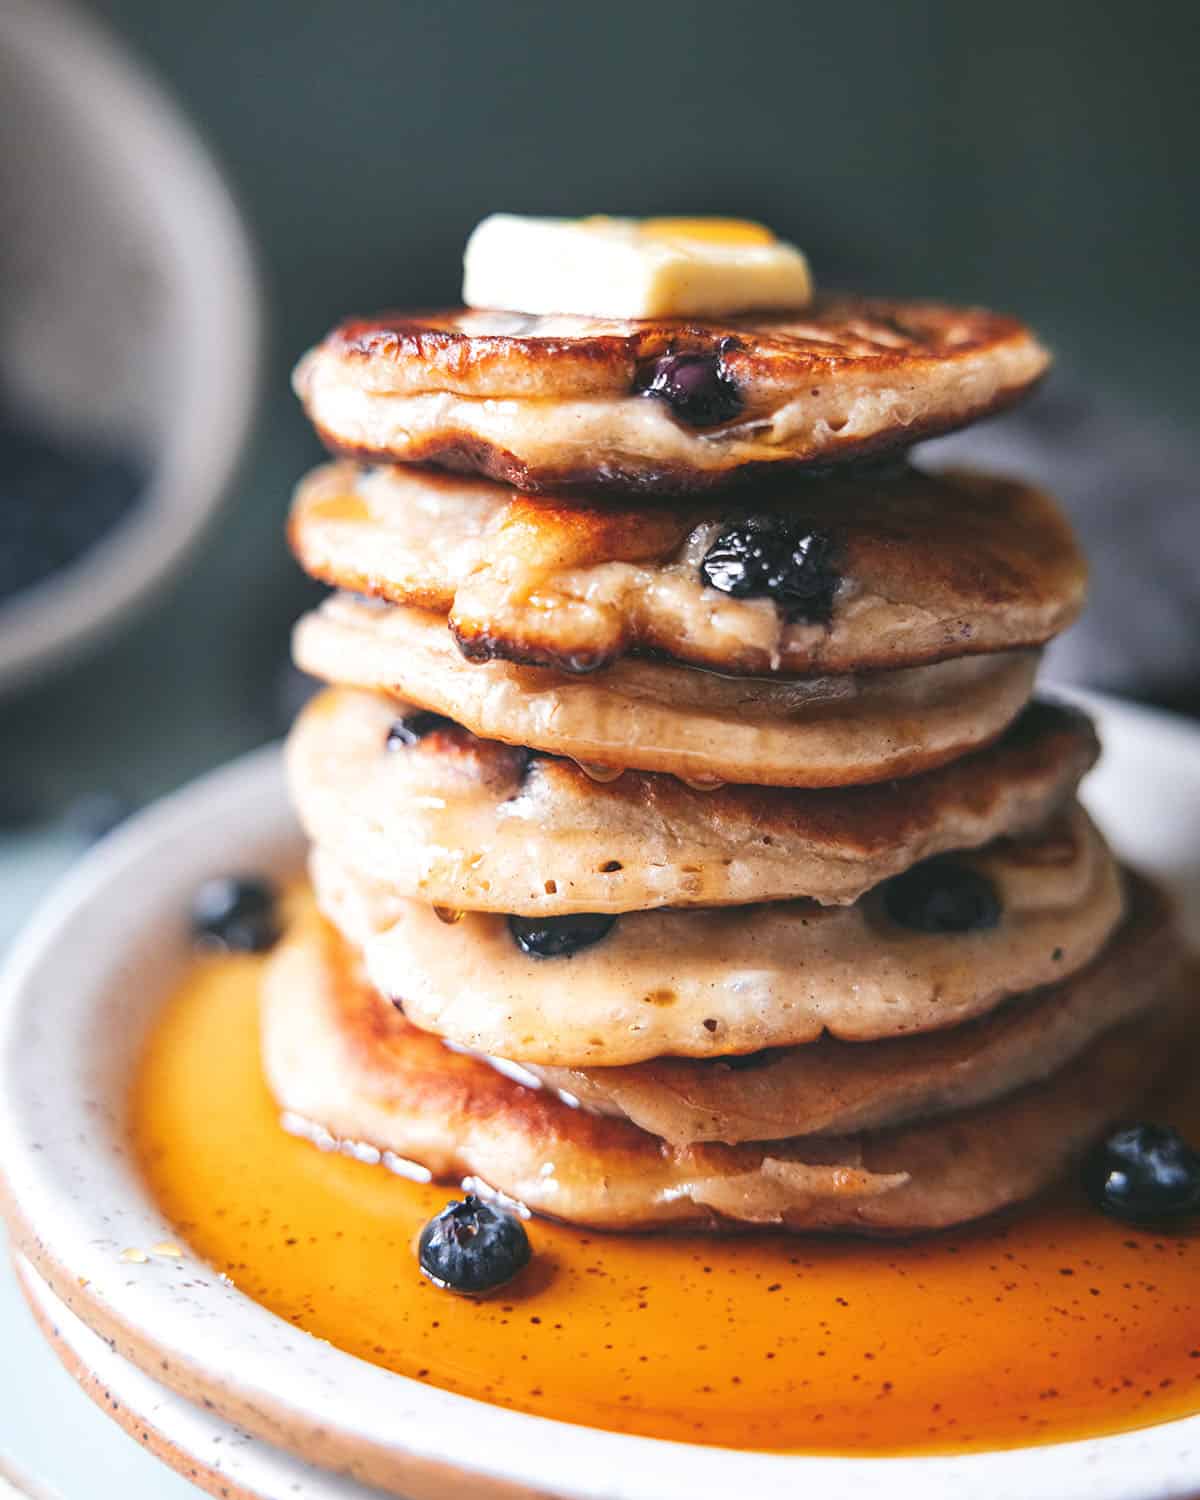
[266, 293, 1186, 1234]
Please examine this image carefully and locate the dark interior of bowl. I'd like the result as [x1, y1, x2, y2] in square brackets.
[0, 401, 147, 606]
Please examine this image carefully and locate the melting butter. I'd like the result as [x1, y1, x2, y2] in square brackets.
[463, 214, 812, 320]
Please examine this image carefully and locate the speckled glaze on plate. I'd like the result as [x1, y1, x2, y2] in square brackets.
[0, 691, 1199, 1500]
[12, 1252, 376, 1500]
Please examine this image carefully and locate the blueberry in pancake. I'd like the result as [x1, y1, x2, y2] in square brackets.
[311, 803, 1124, 1066]
[287, 687, 1099, 914]
[293, 298, 1049, 495]
[289, 461, 1085, 677]
[260, 892, 1188, 1234]
[527, 875, 1179, 1144]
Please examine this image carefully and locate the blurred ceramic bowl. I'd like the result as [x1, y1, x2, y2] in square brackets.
[0, 0, 260, 692]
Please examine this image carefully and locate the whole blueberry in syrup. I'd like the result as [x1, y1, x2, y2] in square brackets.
[386, 711, 454, 748]
[1082, 1124, 1200, 1223]
[191, 876, 281, 953]
[700, 515, 839, 622]
[882, 860, 1001, 934]
[418, 1195, 531, 1295]
[640, 351, 742, 427]
[508, 912, 617, 958]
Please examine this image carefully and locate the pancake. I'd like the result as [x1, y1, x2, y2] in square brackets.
[289, 462, 1085, 677]
[293, 298, 1049, 494]
[260, 905, 1188, 1233]
[312, 803, 1125, 1065]
[292, 597, 1041, 788]
[528, 874, 1178, 1143]
[288, 688, 1098, 913]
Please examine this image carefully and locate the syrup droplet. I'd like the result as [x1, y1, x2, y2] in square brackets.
[573, 760, 625, 784]
[433, 906, 465, 925]
[679, 773, 726, 792]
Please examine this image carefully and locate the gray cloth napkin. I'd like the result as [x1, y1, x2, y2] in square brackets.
[927, 378, 1200, 708]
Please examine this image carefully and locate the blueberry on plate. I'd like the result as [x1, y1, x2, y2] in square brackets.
[191, 876, 281, 953]
[418, 1195, 531, 1295]
[639, 351, 742, 427]
[700, 515, 839, 623]
[1082, 1123, 1200, 1223]
[882, 859, 1001, 934]
[386, 711, 455, 749]
[508, 912, 617, 958]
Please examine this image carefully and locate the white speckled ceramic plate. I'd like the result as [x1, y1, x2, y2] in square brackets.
[12, 1253, 378, 1500]
[1, 690, 1199, 1500]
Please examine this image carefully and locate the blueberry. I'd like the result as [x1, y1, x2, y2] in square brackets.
[1082, 1124, 1200, 1223]
[191, 876, 281, 953]
[882, 860, 1001, 934]
[417, 1195, 531, 1295]
[639, 351, 742, 427]
[700, 515, 839, 622]
[508, 912, 617, 958]
[386, 712, 455, 748]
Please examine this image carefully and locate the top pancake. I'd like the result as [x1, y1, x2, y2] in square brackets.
[290, 461, 1085, 677]
[293, 298, 1049, 494]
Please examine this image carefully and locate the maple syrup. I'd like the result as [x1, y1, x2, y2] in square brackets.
[131, 913, 1200, 1455]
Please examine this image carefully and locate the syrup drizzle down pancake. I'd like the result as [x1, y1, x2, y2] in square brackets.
[289, 462, 1085, 678]
[288, 688, 1098, 914]
[293, 597, 1042, 788]
[294, 298, 1049, 494]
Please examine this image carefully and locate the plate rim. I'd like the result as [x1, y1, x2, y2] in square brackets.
[12, 1250, 369, 1500]
[2, 691, 1200, 1500]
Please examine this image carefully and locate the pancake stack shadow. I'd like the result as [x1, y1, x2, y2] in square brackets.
[265, 290, 1187, 1235]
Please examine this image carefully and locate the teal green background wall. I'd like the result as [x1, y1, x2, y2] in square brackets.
[4, 0, 1197, 812]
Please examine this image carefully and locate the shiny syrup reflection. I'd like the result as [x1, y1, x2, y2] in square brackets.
[131, 924, 1200, 1455]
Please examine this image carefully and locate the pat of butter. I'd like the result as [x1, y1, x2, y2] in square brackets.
[462, 214, 812, 320]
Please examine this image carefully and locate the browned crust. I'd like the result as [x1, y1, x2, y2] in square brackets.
[309, 377, 1037, 497]
[317, 919, 688, 1174]
[289, 464, 1084, 678]
[293, 596, 1043, 788]
[315, 690, 1096, 860]
[302, 295, 1048, 493]
[446, 473, 1082, 675]
[566, 698, 1100, 856]
[280, 892, 1192, 1234]
[550, 871, 1177, 1141]
[327, 298, 1040, 397]
[287, 509, 454, 618]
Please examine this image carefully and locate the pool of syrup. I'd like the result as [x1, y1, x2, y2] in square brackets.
[131, 920, 1200, 1455]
